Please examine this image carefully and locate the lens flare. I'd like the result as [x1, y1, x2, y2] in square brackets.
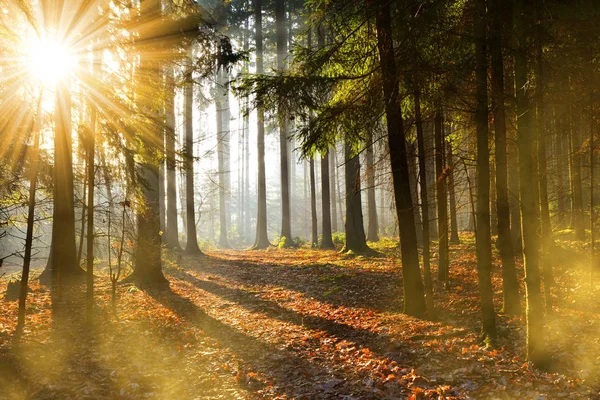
[24, 38, 76, 87]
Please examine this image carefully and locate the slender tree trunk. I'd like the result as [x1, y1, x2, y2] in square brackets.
[475, 0, 497, 343]
[86, 62, 98, 320]
[321, 152, 335, 248]
[366, 133, 379, 242]
[373, 0, 426, 316]
[216, 67, 231, 248]
[534, 0, 554, 312]
[490, 0, 521, 315]
[276, 0, 292, 246]
[310, 158, 318, 247]
[490, 156, 498, 236]
[253, 0, 270, 249]
[571, 109, 585, 241]
[330, 147, 338, 232]
[435, 107, 449, 284]
[184, 63, 201, 254]
[407, 140, 423, 246]
[514, 0, 549, 368]
[165, 69, 181, 250]
[447, 137, 460, 244]
[425, 121, 438, 238]
[414, 83, 435, 315]
[16, 115, 42, 337]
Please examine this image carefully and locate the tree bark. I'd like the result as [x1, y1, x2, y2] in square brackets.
[514, 0, 549, 368]
[490, 0, 521, 315]
[276, 0, 292, 246]
[310, 158, 318, 247]
[366, 133, 379, 242]
[216, 66, 231, 248]
[475, 0, 497, 344]
[342, 139, 369, 254]
[414, 83, 435, 315]
[184, 63, 201, 254]
[373, 0, 426, 316]
[252, 0, 271, 249]
[321, 152, 335, 248]
[435, 106, 449, 284]
[165, 69, 181, 250]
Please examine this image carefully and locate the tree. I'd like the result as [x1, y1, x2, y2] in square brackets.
[184, 57, 202, 255]
[489, 0, 521, 315]
[475, 0, 497, 344]
[373, 0, 425, 316]
[321, 152, 335, 249]
[309, 158, 318, 247]
[435, 106, 449, 284]
[276, 0, 292, 246]
[514, 0, 548, 368]
[252, 0, 271, 249]
[366, 132, 379, 242]
[165, 68, 181, 250]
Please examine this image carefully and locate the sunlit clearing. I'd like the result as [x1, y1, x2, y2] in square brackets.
[24, 38, 76, 87]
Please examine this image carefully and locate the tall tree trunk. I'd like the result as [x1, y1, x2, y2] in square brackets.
[184, 63, 201, 254]
[373, 0, 426, 316]
[321, 152, 335, 248]
[276, 0, 292, 246]
[216, 67, 231, 248]
[435, 106, 449, 284]
[555, 107, 568, 228]
[447, 137, 460, 244]
[414, 83, 435, 315]
[489, 0, 521, 315]
[342, 138, 369, 253]
[425, 121, 438, 238]
[514, 0, 549, 368]
[253, 0, 270, 249]
[407, 140, 423, 246]
[133, 7, 168, 287]
[16, 113, 42, 337]
[330, 147, 338, 232]
[534, 0, 554, 312]
[86, 56, 98, 320]
[475, 0, 497, 344]
[366, 133, 379, 242]
[310, 158, 318, 247]
[571, 108, 585, 240]
[165, 69, 181, 250]
[50, 82, 82, 286]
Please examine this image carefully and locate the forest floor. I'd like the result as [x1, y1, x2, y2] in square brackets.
[1, 234, 600, 399]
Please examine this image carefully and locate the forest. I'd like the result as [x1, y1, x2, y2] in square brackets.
[1, 0, 600, 398]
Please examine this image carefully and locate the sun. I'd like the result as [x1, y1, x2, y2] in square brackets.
[24, 38, 77, 87]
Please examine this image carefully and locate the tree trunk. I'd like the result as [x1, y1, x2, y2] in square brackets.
[276, 0, 292, 246]
[86, 59, 98, 320]
[133, 58, 168, 288]
[435, 106, 449, 284]
[50, 82, 82, 286]
[447, 137, 460, 244]
[184, 63, 201, 254]
[414, 83, 435, 315]
[373, 0, 426, 316]
[321, 152, 335, 248]
[330, 147, 338, 232]
[514, 0, 549, 368]
[216, 67, 231, 248]
[366, 133, 379, 242]
[475, 0, 497, 344]
[571, 109, 585, 241]
[16, 117, 42, 337]
[310, 158, 318, 247]
[407, 140, 423, 246]
[425, 121, 438, 239]
[489, 0, 521, 315]
[342, 138, 370, 254]
[534, 0, 554, 312]
[165, 69, 181, 250]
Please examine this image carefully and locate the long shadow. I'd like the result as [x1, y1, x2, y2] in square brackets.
[175, 269, 406, 355]
[183, 253, 405, 313]
[148, 287, 411, 399]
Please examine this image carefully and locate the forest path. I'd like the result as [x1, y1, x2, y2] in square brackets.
[1, 237, 599, 399]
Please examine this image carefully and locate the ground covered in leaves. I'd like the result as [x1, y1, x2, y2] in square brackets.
[1, 234, 600, 399]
